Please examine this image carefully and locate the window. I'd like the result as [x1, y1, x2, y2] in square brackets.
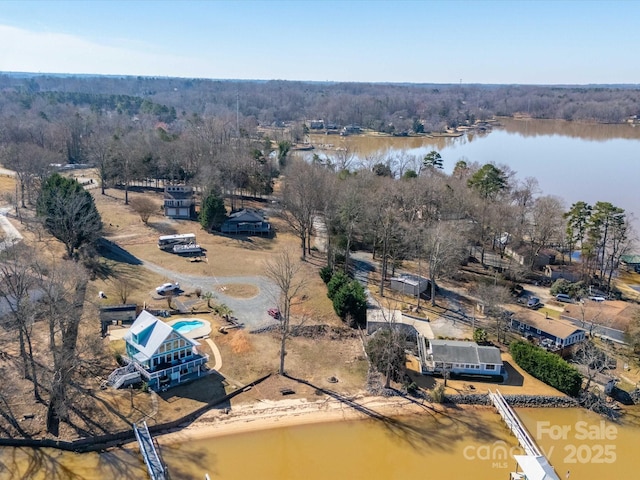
[486, 364, 495, 370]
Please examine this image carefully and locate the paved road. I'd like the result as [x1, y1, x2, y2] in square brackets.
[143, 260, 279, 330]
[0, 207, 23, 250]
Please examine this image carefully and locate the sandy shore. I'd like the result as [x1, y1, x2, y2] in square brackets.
[157, 394, 462, 445]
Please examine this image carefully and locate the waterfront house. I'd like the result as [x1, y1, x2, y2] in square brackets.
[510, 314, 585, 351]
[164, 184, 196, 219]
[108, 310, 208, 391]
[418, 337, 506, 380]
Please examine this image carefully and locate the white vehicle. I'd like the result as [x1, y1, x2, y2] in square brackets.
[156, 282, 180, 295]
[158, 233, 196, 251]
[588, 296, 605, 302]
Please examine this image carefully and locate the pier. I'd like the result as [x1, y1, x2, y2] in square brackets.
[133, 421, 168, 480]
[488, 389, 559, 480]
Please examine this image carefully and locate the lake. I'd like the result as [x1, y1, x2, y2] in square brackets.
[2, 406, 640, 479]
[304, 119, 640, 228]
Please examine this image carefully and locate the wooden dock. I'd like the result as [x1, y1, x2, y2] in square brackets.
[488, 389, 559, 480]
[133, 421, 168, 480]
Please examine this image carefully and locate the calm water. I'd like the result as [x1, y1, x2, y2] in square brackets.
[3, 407, 640, 479]
[305, 119, 640, 226]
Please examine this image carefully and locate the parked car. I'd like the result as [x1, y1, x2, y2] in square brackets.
[268, 308, 281, 320]
[556, 293, 572, 303]
[588, 296, 606, 302]
[527, 297, 541, 309]
[156, 282, 180, 295]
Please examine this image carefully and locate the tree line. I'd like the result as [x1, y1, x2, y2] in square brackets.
[2, 74, 640, 135]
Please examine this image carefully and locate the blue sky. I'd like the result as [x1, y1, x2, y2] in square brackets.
[0, 0, 637, 84]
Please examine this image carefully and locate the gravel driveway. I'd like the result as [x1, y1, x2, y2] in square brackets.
[143, 260, 279, 329]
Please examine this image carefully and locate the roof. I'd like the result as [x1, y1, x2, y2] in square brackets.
[124, 310, 197, 361]
[512, 314, 584, 340]
[391, 274, 429, 286]
[227, 209, 265, 223]
[512, 455, 559, 480]
[164, 190, 194, 200]
[620, 254, 640, 264]
[429, 340, 502, 365]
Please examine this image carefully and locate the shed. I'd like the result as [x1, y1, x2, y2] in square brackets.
[390, 274, 430, 297]
[99, 304, 138, 337]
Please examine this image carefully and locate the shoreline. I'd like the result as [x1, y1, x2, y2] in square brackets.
[156, 394, 473, 445]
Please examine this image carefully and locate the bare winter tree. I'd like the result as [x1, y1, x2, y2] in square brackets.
[37, 259, 89, 436]
[280, 161, 322, 259]
[264, 249, 306, 375]
[423, 221, 470, 306]
[365, 299, 406, 389]
[129, 196, 158, 225]
[0, 244, 41, 401]
[475, 283, 512, 344]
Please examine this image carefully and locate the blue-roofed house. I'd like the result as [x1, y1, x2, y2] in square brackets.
[107, 310, 209, 391]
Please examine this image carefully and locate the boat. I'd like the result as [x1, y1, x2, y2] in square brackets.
[172, 243, 203, 255]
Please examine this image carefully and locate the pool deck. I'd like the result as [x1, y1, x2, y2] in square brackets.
[167, 318, 212, 339]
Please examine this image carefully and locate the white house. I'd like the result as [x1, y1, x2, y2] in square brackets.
[418, 337, 506, 380]
[164, 185, 196, 219]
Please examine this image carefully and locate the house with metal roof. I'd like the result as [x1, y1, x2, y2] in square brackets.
[417, 337, 506, 380]
[107, 310, 209, 391]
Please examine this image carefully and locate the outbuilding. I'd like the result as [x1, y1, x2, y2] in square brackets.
[390, 274, 430, 297]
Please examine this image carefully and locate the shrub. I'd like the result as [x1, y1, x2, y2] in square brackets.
[430, 383, 446, 403]
[327, 271, 349, 299]
[473, 328, 488, 344]
[332, 280, 367, 327]
[319, 266, 333, 284]
[510, 341, 582, 396]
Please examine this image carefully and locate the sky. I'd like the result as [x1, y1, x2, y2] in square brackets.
[0, 0, 638, 85]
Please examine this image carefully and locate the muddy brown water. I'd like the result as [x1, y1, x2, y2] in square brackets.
[2, 406, 639, 479]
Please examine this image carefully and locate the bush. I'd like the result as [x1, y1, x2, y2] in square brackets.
[332, 280, 367, 327]
[430, 383, 446, 403]
[473, 328, 488, 344]
[327, 271, 350, 299]
[510, 341, 582, 396]
[319, 266, 333, 284]
[550, 279, 585, 298]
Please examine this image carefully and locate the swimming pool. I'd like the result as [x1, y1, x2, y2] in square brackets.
[172, 320, 204, 334]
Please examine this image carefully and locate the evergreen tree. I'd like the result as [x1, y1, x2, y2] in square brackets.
[199, 191, 227, 231]
[36, 173, 102, 259]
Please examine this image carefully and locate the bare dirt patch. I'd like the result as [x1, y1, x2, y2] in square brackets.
[217, 283, 259, 298]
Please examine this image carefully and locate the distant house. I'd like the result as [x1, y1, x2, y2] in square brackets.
[309, 120, 324, 129]
[107, 311, 208, 391]
[544, 264, 581, 282]
[505, 245, 556, 268]
[390, 274, 430, 297]
[510, 315, 585, 351]
[620, 254, 640, 272]
[340, 125, 361, 136]
[220, 209, 271, 235]
[417, 337, 506, 380]
[164, 185, 196, 219]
